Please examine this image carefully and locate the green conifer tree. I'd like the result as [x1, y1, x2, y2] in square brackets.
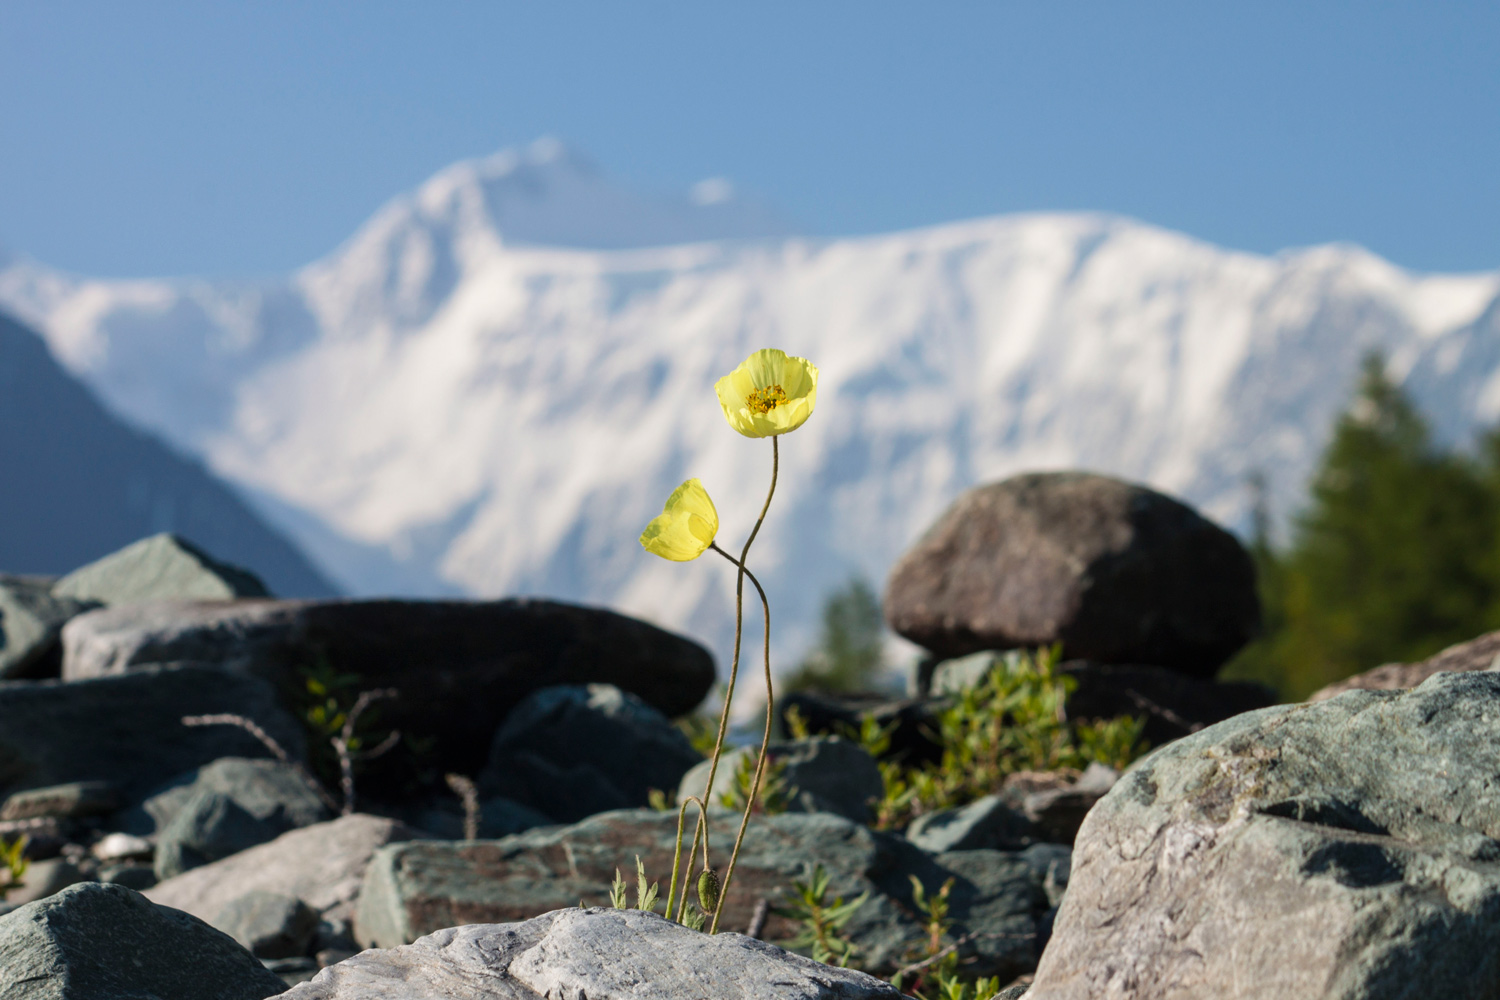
[785, 576, 888, 693]
[1230, 354, 1500, 698]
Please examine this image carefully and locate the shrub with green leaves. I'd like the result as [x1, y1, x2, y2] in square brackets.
[0, 835, 28, 900]
[775, 863, 868, 968]
[717, 750, 793, 816]
[856, 646, 1147, 830]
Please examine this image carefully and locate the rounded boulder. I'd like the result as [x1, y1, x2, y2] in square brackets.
[884, 472, 1259, 676]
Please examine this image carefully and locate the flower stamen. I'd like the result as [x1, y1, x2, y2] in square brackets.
[746, 384, 787, 415]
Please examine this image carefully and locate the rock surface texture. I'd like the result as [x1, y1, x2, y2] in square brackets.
[1309, 628, 1500, 701]
[479, 683, 700, 822]
[884, 472, 1260, 675]
[0, 663, 305, 801]
[287, 908, 905, 999]
[0, 881, 285, 999]
[356, 808, 1060, 979]
[1027, 671, 1500, 999]
[60, 596, 715, 772]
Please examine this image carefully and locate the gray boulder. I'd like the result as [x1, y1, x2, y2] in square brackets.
[677, 736, 884, 824]
[884, 472, 1260, 676]
[356, 808, 1059, 979]
[0, 881, 285, 999]
[61, 596, 715, 776]
[1028, 671, 1500, 999]
[148, 813, 422, 946]
[217, 890, 320, 959]
[285, 908, 903, 999]
[479, 684, 700, 822]
[51, 532, 270, 604]
[907, 794, 1037, 853]
[0, 575, 95, 679]
[153, 758, 332, 879]
[0, 663, 306, 802]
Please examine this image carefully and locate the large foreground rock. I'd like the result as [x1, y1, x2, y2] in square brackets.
[1028, 671, 1500, 999]
[356, 808, 1064, 978]
[0, 881, 285, 999]
[148, 813, 422, 945]
[0, 663, 306, 801]
[479, 683, 700, 822]
[287, 908, 903, 999]
[1310, 628, 1500, 701]
[61, 596, 715, 772]
[885, 472, 1259, 675]
[0, 575, 95, 680]
[51, 532, 271, 604]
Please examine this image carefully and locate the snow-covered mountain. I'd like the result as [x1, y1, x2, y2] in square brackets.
[3, 137, 1499, 678]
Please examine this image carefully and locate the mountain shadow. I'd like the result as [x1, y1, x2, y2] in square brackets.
[0, 310, 339, 596]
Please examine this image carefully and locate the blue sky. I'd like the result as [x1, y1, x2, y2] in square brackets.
[2, 2, 1497, 278]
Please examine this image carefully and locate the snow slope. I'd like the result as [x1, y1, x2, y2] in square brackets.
[3, 138, 1498, 674]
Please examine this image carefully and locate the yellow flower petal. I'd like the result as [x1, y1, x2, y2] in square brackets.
[639, 478, 720, 561]
[713, 348, 819, 438]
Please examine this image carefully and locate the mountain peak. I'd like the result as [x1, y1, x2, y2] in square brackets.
[399, 137, 791, 252]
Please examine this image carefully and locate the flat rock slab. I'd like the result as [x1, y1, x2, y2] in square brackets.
[148, 813, 421, 942]
[0, 881, 285, 1000]
[884, 472, 1259, 675]
[1028, 671, 1500, 999]
[287, 908, 905, 1000]
[0, 663, 306, 802]
[356, 808, 1060, 979]
[61, 596, 715, 772]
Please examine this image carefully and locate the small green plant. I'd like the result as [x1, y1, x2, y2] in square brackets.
[775, 863, 868, 968]
[0, 835, 28, 900]
[718, 751, 792, 815]
[610, 856, 661, 913]
[889, 875, 1000, 1000]
[871, 647, 1148, 829]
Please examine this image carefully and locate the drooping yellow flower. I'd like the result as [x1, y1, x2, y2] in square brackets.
[640, 478, 719, 561]
[714, 349, 818, 438]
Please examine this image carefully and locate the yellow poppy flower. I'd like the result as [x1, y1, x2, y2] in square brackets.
[640, 478, 719, 561]
[714, 349, 819, 438]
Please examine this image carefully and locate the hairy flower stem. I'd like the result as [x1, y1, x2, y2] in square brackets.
[708, 540, 774, 935]
[674, 437, 779, 928]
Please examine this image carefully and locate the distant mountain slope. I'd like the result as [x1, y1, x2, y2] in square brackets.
[0, 310, 339, 596]
[2, 140, 1498, 671]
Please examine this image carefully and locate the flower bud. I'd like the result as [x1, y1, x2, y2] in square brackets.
[697, 868, 721, 913]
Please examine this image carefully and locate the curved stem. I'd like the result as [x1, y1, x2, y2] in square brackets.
[679, 437, 780, 930]
[665, 795, 708, 919]
[707, 436, 778, 933]
[709, 546, 774, 933]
